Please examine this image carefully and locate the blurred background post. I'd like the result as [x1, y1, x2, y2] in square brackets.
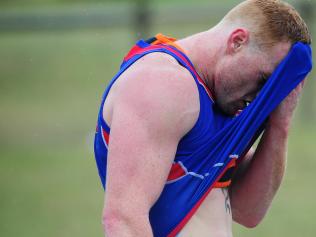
[133, 0, 152, 39]
[298, 0, 315, 124]
[0, 1, 315, 237]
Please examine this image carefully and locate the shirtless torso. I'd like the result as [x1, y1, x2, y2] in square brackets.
[180, 189, 233, 237]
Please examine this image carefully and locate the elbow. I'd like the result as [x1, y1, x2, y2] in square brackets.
[102, 209, 116, 235]
[102, 207, 149, 236]
[231, 199, 269, 229]
[233, 212, 265, 229]
[239, 219, 261, 229]
[102, 208, 127, 235]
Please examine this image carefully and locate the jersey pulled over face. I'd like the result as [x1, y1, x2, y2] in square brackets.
[214, 42, 291, 115]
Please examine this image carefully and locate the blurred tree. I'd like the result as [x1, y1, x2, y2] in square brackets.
[297, 0, 315, 124]
[132, 0, 152, 40]
[0, 0, 126, 7]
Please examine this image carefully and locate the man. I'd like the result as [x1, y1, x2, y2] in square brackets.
[94, 0, 311, 236]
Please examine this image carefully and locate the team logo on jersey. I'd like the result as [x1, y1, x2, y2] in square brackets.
[166, 161, 210, 184]
[166, 154, 238, 184]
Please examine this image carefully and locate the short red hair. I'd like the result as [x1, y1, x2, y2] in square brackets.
[223, 0, 311, 48]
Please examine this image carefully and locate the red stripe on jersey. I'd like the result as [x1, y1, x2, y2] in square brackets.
[102, 128, 110, 145]
[124, 44, 163, 62]
[124, 45, 143, 61]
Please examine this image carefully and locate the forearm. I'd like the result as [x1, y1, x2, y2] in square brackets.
[230, 121, 290, 227]
[103, 210, 153, 237]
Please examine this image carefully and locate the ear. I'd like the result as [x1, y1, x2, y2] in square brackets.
[227, 29, 249, 54]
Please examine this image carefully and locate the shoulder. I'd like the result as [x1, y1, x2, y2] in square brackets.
[116, 52, 199, 105]
[121, 52, 198, 93]
[112, 52, 200, 136]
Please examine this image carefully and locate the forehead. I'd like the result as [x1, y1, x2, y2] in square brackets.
[261, 42, 291, 74]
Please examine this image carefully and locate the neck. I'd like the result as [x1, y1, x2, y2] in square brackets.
[176, 28, 224, 96]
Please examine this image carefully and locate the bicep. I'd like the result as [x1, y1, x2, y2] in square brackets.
[103, 70, 198, 215]
[105, 104, 179, 212]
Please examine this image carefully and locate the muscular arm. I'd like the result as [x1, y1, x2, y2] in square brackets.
[102, 56, 199, 236]
[229, 83, 303, 228]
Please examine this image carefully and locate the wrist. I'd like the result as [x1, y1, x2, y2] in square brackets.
[266, 117, 291, 137]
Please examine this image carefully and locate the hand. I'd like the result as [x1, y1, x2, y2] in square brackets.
[268, 81, 304, 130]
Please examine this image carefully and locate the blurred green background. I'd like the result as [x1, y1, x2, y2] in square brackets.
[0, 0, 315, 236]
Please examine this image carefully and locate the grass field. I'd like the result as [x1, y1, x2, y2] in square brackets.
[0, 8, 315, 237]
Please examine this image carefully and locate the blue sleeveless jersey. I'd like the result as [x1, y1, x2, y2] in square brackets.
[94, 37, 312, 237]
